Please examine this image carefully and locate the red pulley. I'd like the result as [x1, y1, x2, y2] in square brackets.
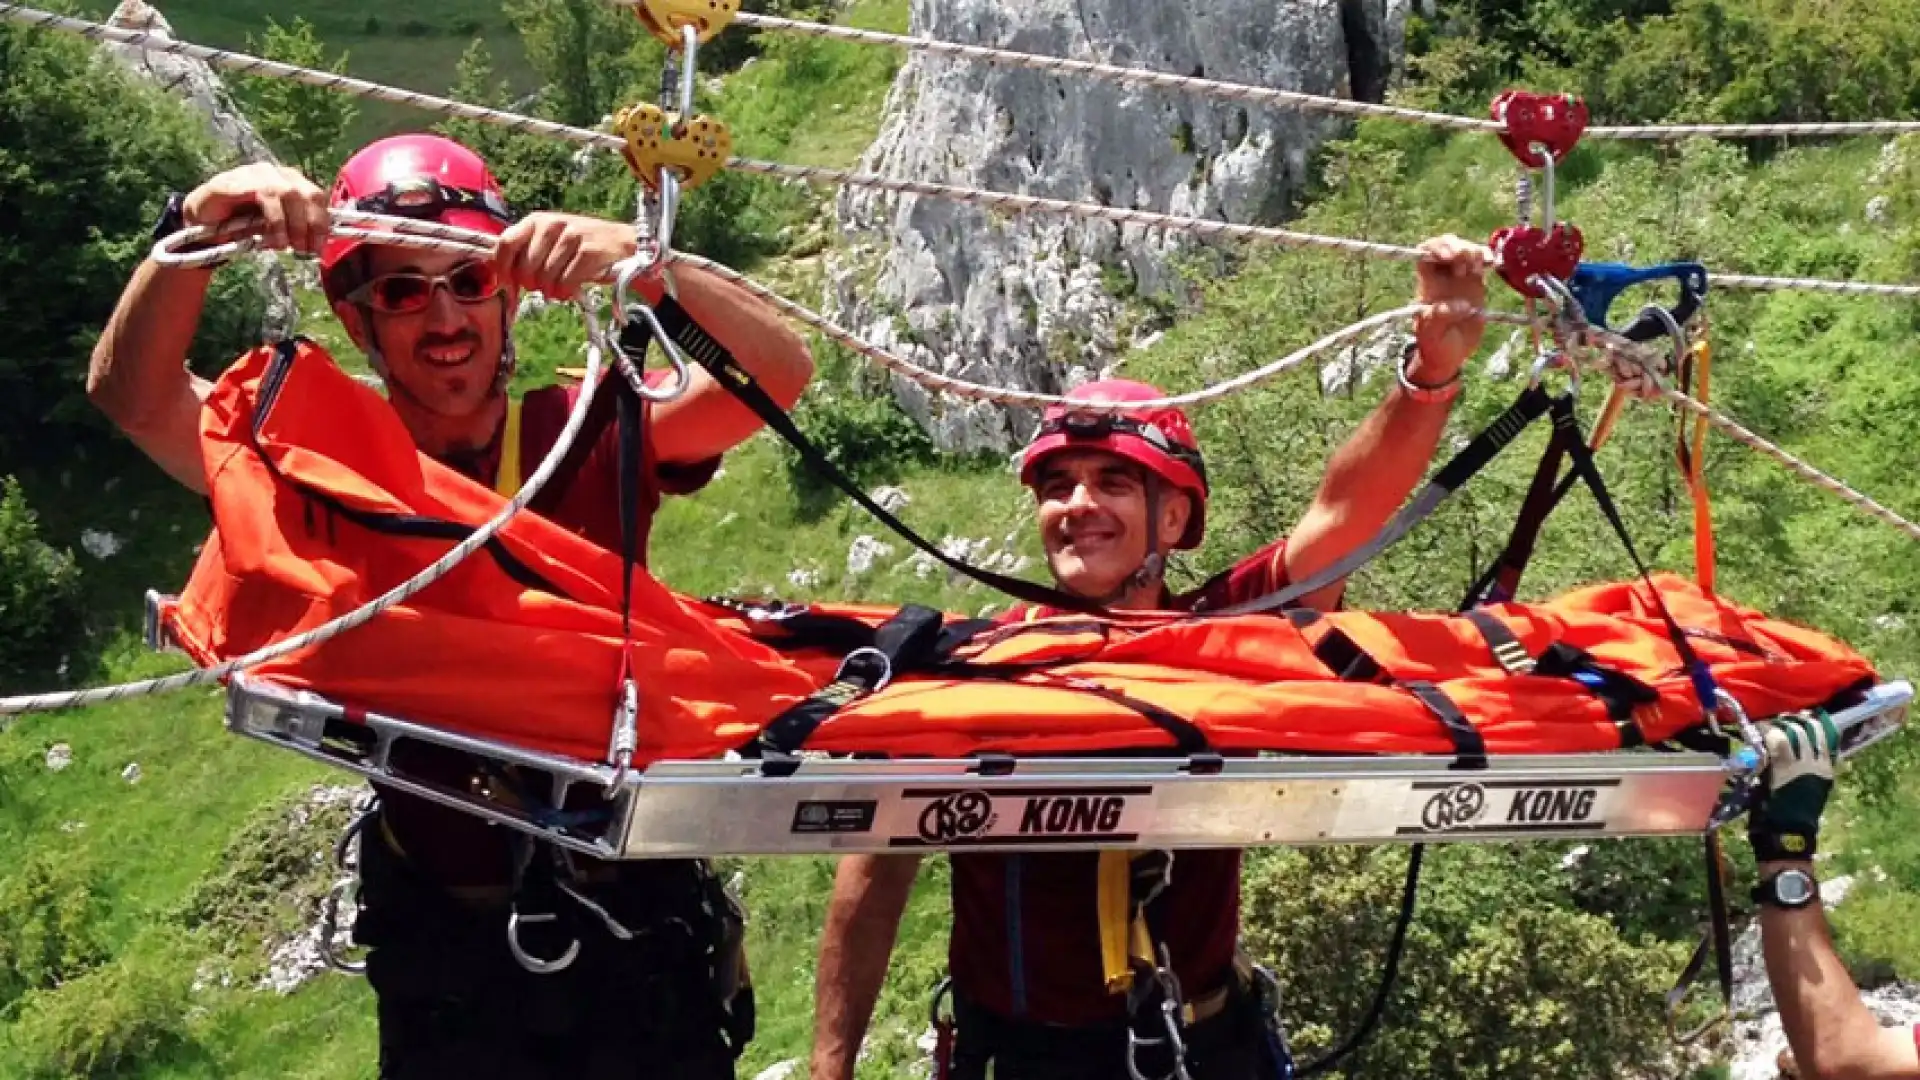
[1492, 90, 1589, 168]
[1490, 223, 1585, 298]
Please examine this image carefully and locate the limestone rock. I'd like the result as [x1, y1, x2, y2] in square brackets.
[102, 2, 278, 166]
[102, 2, 297, 339]
[834, 0, 1409, 451]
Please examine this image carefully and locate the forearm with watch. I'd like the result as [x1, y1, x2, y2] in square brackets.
[1750, 713, 1920, 1080]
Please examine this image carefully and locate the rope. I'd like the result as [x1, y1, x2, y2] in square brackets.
[0, 3, 1416, 263]
[0, 303, 616, 720]
[1590, 121, 1920, 140]
[1573, 332, 1920, 543]
[159, 209, 1515, 413]
[725, 10, 1502, 133]
[1709, 273, 1920, 299]
[1658, 387, 1920, 542]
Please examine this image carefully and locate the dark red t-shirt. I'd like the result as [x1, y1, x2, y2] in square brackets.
[947, 537, 1294, 1026]
[380, 383, 720, 886]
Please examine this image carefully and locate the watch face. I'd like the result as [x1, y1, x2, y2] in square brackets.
[1777, 871, 1817, 906]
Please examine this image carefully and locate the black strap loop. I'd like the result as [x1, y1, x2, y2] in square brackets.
[742, 605, 949, 764]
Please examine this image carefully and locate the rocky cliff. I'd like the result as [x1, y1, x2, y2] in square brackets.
[830, 0, 1410, 451]
[102, 1, 299, 338]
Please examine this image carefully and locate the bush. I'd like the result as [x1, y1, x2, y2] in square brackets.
[778, 359, 940, 520]
[0, 853, 111, 1012]
[0, 478, 85, 692]
[1242, 845, 1689, 1079]
[5, 935, 195, 1079]
[0, 18, 266, 474]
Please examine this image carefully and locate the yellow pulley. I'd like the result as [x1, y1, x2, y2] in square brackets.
[614, 103, 733, 193]
[630, 0, 740, 46]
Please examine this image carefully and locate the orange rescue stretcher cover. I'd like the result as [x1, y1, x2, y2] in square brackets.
[159, 341, 1880, 766]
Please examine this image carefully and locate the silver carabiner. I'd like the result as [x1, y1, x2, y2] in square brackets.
[609, 253, 693, 403]
[319, 877, 368, 976]
[1532, 140, 1558, 230]
[1714, 689, 1768, 769]
[506, 908, 582, 975]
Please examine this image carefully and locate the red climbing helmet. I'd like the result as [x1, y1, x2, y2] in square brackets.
[1020, 379, 1209, 549]
[319, 133, 514, 297]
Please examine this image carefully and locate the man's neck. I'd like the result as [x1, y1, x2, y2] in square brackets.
[390, 391, 507, 463]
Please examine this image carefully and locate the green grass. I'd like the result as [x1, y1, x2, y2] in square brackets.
[68, 0, 537, 147]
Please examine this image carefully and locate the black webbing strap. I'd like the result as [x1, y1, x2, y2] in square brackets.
[1461, 446, 1579, 610]
[1665, 831, 1735, 1043]
[1208, 385, 1556, 618]
[1403, 681, 1488, 769]
[1283, 607, 1394, 686]
[1551, 395, 1722, 714]
[1462, 609, 1537, 676]
[615, 319, 647, 635]
[645, 298, 1113, 617]
[740, 605, 949, 765]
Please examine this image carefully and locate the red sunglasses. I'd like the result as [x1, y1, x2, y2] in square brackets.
[348, 260, 504, 315]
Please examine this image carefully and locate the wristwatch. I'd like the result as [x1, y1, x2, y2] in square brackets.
[1751, 868, 1820, 910]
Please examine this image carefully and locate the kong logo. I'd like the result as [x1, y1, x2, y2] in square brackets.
[1018, 795, 1127, 836]
[1419, 783, 1488, 832]
[1506, 787, 1599, 825]
[915, 790, 995, 843]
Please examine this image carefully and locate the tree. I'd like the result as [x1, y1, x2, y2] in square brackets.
[233, 16, 358, 178]
[435, 37, 577, 214]
[0, 18, 264, 474]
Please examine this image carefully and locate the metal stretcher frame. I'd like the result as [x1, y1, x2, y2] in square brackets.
[146, 594, 1913, 861]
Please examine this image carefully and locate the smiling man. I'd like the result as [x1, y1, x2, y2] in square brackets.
[811, 235, 1489, 1080]
[89, 133, 814, 1078]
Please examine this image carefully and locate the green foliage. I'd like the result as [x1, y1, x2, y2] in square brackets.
[231, 16, 358, 177]
[0, 15, 265, 473]
[0, 854, 111, 1014]
[780, 350, 941, 521]
[1405, 0, 1920, 131]
[5, 933, 195, 1079]
[0, 479, 86, 693]
[1243, 846, 1687, 1079]
[177, 789, 359, 960]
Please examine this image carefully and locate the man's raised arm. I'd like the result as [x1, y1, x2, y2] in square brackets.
[1284, 234, 1489, 612]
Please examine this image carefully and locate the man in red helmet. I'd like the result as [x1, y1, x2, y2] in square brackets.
[88, 135, 815, 1078]
[811, 234, 1490, 1080]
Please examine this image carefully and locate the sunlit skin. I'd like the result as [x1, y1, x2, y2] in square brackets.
[1032, 449, 1193, 607]
[333, 246, 518, 458]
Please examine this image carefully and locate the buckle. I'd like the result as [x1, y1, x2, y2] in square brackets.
[1492, 639, 1537, 675]
[835, 646, 894, 693]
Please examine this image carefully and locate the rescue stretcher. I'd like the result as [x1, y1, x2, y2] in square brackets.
[144, 591, 1912, 860]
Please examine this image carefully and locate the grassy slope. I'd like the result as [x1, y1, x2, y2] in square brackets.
[68, 0, 537, 146]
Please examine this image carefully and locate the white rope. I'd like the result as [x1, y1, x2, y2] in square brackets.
[0, 303, 616, 720]
[721, 10, 1920, 147]
[0, 3, 1417, 264]
[1590, 121, 1920, 140]
[1658, 388, 1920, 542]
[1709, 273, 1920, 299]
[726, 10, 1502, 133]
[1572, 331, 1920, 543]
[677, 252, 1539, 408]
